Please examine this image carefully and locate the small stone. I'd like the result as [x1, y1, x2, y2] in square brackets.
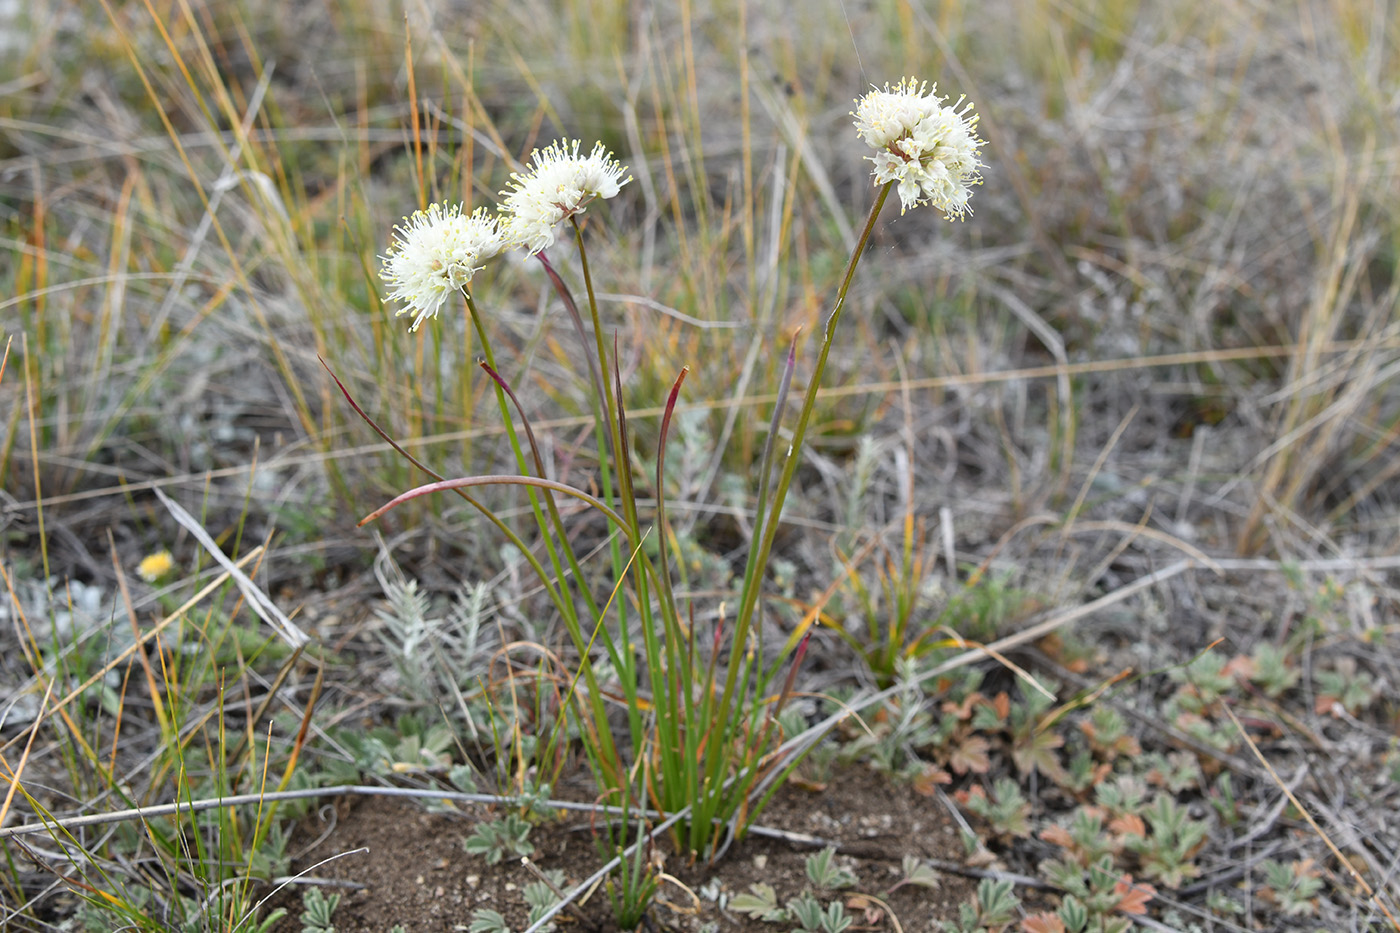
[753, 854, 768, 870]
[466, 874, 480, 889]
[415, 875, 425, 885]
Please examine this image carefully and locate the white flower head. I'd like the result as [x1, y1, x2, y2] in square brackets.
[500, 139, 631, 254]
[853, 78, 985, 219]
[380, 202, 506, 331]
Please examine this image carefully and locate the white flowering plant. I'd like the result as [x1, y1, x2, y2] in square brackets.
[339, 83, 983, 925]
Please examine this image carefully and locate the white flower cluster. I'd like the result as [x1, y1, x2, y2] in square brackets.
[500, 139, 631, 254]
[853, 78, 984, 218]
[379, 203, 506, 331]
[378, 140, 630, 329]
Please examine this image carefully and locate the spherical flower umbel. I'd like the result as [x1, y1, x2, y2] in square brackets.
[853, 78, 985, 218]
[380, 202, 506, 331]
[500, 139, 631, 254]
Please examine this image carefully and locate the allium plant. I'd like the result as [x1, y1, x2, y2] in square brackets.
[344, 81, 983, 918]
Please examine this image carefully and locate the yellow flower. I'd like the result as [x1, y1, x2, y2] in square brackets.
[137, 550, 175, 583]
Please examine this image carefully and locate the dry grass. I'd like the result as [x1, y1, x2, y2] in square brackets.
[2, 0, 1399, 930]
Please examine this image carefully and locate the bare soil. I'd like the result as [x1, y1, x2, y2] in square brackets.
[267, 767, 978, 933]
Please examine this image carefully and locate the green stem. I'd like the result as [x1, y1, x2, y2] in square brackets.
[702, 182, 893, 820]
[571, 218, 640, 535]
[463, 288, 622, 777]
[468, 291, 603, 622]
[569, 218, 653, 768]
